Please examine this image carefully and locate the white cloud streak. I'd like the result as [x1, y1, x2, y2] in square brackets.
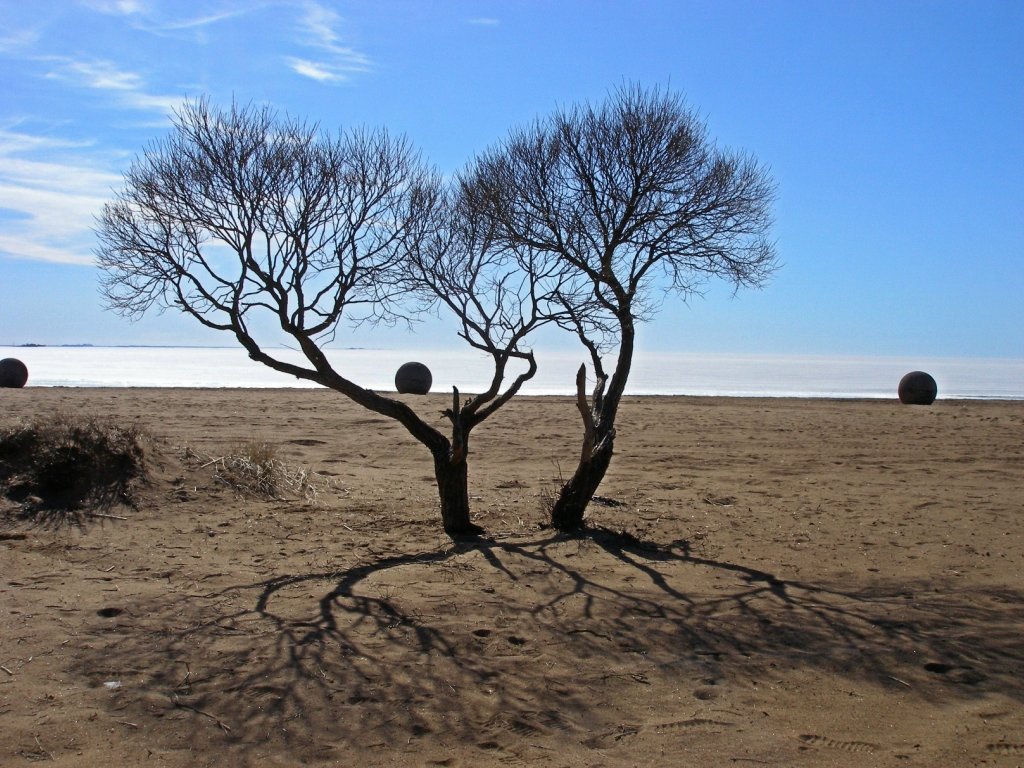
[286, 57, 344, 83]
[48, 59, 144, 91]
[78, 0, 148, 16]
[0, 130, 122, 266]
[154, 8, 251, 31]
[300, 1, 343, 48]
[0, 26, 41, 53]
[0, 0, 371, 266]
[287, 1, 371, 84]
[78, 0, 255, 45]
[43, 56, 185, 116]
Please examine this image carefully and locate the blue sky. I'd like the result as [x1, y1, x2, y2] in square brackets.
[1, 0, 1021, 358]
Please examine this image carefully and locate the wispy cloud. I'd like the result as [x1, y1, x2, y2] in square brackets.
[0, 26, 40, 53]
[285, 57, 344, 83]
[156, 8, 252, 31]
[466, 17, 500, 26]
[44, 56, 184, 116]
[299, 1, 343, 48]
[287, 1, 371, 84]
[0, 129, 122, 265]
[48, 58, 144, 91]
[120, 91, 185, 115]
[78, 0, 148, 16]
[0, 130, 92, 156]
[79, 0, 254, 44]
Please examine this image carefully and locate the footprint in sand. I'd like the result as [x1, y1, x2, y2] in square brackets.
[798, 734, 878, 753]
[582, 726, 640, 748]
[988, 743, 1024, 756]
[483, 709, 571, 740]
[584, 718, 736, 750]
[484, 715, 541, 737]
[652, 718, 734, 731]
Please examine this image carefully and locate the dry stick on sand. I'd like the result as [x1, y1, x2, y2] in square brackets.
[170, 694, 232, 733]
[32, 735, 54, 761]
[90, 512, 129, 521]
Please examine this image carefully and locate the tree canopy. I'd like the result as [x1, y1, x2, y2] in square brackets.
[458, 84, 778, 528]
[97, 100, 546, 535]
[96, 86, 778, 536]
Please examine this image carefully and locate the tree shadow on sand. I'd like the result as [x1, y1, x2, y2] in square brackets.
[580, 527, 1022, 694]
[72, 526, 1024, 762]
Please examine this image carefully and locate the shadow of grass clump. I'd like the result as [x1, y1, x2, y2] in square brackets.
[0, 412, 151, 523]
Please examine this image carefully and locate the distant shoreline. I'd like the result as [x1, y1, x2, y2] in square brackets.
[4, 346, 1022, 399]
[4, 385, 1023, 404]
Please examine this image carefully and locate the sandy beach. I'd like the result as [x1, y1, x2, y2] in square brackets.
[1, 388, 1022, 767]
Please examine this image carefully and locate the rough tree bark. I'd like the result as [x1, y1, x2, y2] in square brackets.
[550, 319, 635, 531]
[431, 388, 482, 536]
[432, 448, 475, 535]
[550, 429, 615, 530]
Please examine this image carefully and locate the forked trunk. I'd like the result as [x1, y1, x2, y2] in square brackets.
[550, 430, 615, 531]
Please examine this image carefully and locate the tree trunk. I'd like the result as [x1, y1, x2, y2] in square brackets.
[550, 430, 615, 531]
[433, 449, 482, 537]
[550, 316, 634, 531]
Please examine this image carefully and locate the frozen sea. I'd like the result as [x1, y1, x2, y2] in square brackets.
[2, 346, 1022, 400]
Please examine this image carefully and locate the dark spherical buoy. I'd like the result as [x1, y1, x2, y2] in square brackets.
[0, 358, 29, 388]
[395, 361, 432, 395]
[898, 371, 937, 405]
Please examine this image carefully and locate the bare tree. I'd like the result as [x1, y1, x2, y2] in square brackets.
[460, 84, 778, 531]
[96, 100, 540, 537]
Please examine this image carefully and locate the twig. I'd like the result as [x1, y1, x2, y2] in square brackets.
[116, 720, 139, 729]
[33, 735, 54, 761]
[0, 665, 13, 675]
[90, 512, 129, 521]
[887, 675, 911, 687]
[171, 694, 231, 732]
[174, 663, 192, 692]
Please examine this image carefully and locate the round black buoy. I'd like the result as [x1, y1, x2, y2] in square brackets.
[0, 358, 29, 388]
[395, 361, 432, 395]
[898, 371, 937, 405]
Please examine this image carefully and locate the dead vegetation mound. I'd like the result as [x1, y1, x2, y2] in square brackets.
[0, 413, 151, 517]
[184, 440, 335, 503]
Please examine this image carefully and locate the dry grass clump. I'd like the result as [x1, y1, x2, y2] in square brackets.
[186, 440, 334, 503]
[0, 413, 150, 515]
[538, 484, 559, 519]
